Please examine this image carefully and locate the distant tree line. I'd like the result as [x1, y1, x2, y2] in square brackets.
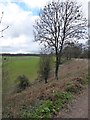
[62, 41, 89, 59]
[2, 53, 40, 57]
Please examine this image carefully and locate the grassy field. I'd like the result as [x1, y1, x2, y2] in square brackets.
[2, 56, 40, 93]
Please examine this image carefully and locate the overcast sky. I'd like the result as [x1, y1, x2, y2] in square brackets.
[0, 0, 89, 53]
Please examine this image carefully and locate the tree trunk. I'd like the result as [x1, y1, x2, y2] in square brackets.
[55, 54, 59, 80]
[58, 55, 62, 65]
[45, 78, 48, 83]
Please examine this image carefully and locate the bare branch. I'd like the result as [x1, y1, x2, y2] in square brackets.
[0, 12, 9, 38]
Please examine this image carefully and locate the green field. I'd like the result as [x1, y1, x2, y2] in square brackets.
[2, 56, 40, 93]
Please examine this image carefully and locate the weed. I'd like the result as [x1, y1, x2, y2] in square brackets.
[53, 91, 74, 111]
[33, 100, 53, 118]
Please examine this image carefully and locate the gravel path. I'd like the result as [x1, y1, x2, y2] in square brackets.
[57, 87, 88, 118]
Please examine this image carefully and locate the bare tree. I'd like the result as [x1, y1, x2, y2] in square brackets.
[33, 0, 87, 80]
[0, 12, 9, 38]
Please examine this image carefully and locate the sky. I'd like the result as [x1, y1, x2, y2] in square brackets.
[0, 0, 89, 54]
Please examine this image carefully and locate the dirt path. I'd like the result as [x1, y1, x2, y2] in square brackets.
[57, 87, 88, 118]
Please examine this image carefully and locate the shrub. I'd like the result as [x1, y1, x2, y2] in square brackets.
[38, 55, 52, 83]
[17, 75, 30, 92]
